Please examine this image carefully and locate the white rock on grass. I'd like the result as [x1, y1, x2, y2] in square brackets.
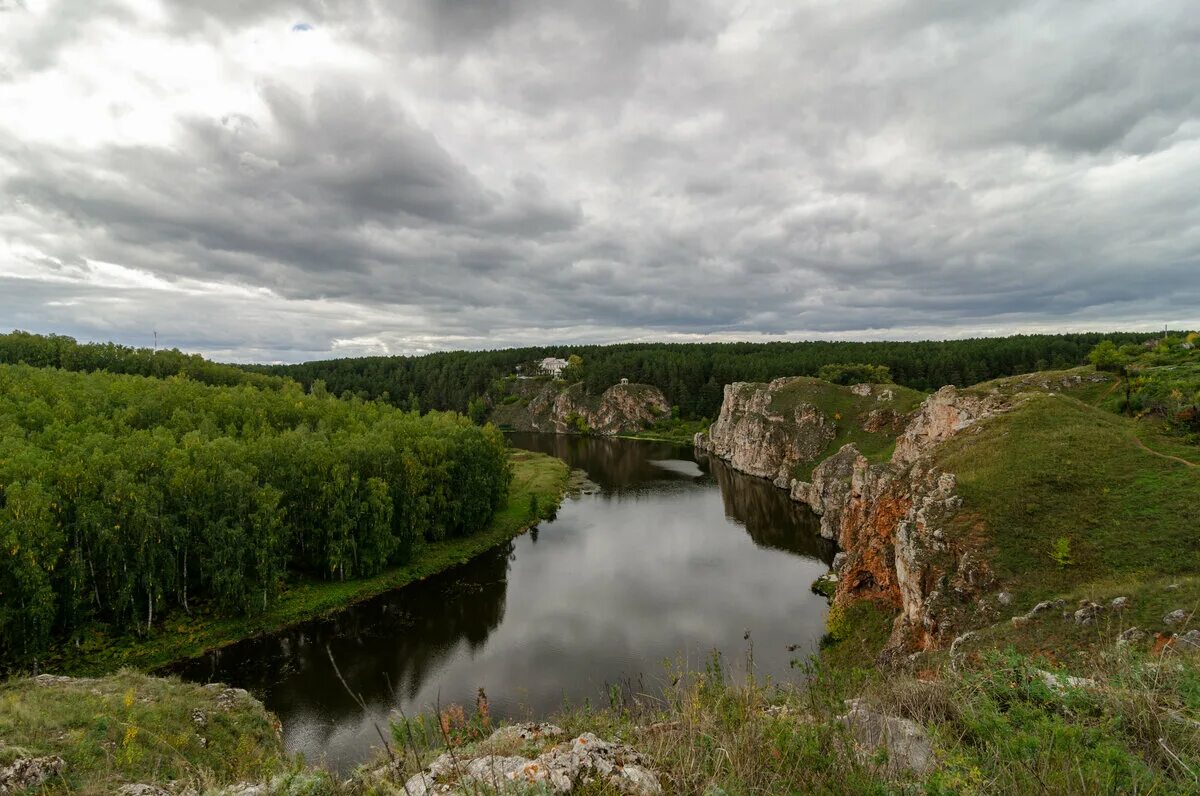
[0, 756, 66, 793]
[1164, 609, 1191, 627]
[836, 699, 934, 777]
[487, 722, 565, 746]
[1036, 669, 1098, 693]
[1116, 627, 1146, 646]
[116, 786, 173, 796]
[1074, 601, 1103, 625]
[1176, 630, 1200, 650]
[401, 730, 662, 795]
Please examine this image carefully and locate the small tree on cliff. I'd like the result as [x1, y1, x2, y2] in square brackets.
[561, 354, 584, 383]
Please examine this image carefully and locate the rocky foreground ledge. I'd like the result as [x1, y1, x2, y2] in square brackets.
[364, 723, 662, 795]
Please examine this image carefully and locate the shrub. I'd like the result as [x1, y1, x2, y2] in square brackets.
[817, 363, 893, 385]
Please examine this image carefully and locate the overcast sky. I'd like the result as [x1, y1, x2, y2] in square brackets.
[2, 1, 1198, 362]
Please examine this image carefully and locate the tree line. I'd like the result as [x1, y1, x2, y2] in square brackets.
[0, 330, 289, 391]
[0, 364, 510, 668]
[256, 333, 1162, 419]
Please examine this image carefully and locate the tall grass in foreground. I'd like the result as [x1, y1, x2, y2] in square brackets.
[377, 645, 1200, 795]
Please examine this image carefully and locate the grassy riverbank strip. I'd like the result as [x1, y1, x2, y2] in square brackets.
[45, 450, 570, 677]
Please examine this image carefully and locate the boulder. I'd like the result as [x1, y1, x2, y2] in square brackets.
[1074, 601, 1103, 626]
[0, 756, 66, 793]
[1110, 596, 1129, 611]
[1176, 630, 1200, 651]
[401, 730, 661, 795]
[487, 722, 565, 746]
[117, 786, 172, 796]
[1036, 669, 1097, 693]
[1117, 627, 1146, 646]
[836, 699, 934, 777]
[1164, 609, 1191, 626]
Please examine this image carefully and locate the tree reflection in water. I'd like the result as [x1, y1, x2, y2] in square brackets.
[173, 434, 834, 773]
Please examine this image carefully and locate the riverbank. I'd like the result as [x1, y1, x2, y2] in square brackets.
[14, 637, 1193, 794]
[43, 450, 570, 677]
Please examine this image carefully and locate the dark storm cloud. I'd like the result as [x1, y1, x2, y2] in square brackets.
[2, 0, 1199, 360]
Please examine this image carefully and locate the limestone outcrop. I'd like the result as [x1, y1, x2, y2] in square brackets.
[694, 378, 835, 485]
[389, 727, 662, 795]
[706, 381, 1013, 655]
[492, 380, 669, 435]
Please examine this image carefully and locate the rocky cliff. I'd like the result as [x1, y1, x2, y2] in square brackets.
[702, 379, 1015, 655]
[694, 378, 835, 485]
[491, 379, 670, 435]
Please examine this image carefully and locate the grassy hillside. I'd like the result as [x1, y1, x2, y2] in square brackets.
[0, 670, 313, 795]
[764, 377, 926, 480]
[937, 392, 1199, 600]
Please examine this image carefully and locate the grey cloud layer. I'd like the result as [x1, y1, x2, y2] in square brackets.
[2, 1, 1198, 360]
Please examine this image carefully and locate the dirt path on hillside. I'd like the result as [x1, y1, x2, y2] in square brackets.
[1131, 435, 1198, 468]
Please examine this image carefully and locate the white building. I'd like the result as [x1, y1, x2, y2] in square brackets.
[539, 357, 568, 377]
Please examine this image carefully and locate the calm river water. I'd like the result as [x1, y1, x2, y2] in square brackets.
[174, 434, 834, 772]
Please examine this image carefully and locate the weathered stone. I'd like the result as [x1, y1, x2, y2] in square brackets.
[207, 685, 250, 711]
[892, 386, 1005, 468]
[1164, 609, 1191, 627]
[706, 376, 1017, 656]
[400, 730, 661, 795]
[116, 786, 172, 796]
[698, 379, 835, 484]
[551, 382, 670, 436]
[997, 591, 1014, 606]
[220, 783, 268, 796]
[1176, 630, 1200, 650]
[535, 733, 661, 794]
[836, 699, 934, 776]
[1110, 596, 1129, 611]
[1037, 669, 1097, 692]
[487, 722, 565, 746]
[831, 552, 849, 571]
[1117, 627, 1146, 646]
[0, 756, 66, 793]
[500, 380, 669, 436]
[1074, 602, 1103, 625]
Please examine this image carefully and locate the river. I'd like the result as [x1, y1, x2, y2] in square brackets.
[174, 434, 834, 772]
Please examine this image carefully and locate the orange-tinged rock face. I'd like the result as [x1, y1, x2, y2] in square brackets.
[834, 487, 911, 608]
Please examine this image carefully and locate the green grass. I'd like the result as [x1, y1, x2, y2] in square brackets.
[964, 365, 1118, 404]
[370, 640, 1200, 795]
[935, 393, 1200, 608]
[764, 378, 925, 481]
[0, 670, 316, 795]
[624, 416, 711, 445]
[958, 575, 1200, 666]
[818, 600, 898, 671]
[45, 450, 570, 676]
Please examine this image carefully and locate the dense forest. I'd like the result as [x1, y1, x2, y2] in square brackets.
[256, 333, 1163, 419]
[0, 330, 289, 391]
[0, 364, 510, 668]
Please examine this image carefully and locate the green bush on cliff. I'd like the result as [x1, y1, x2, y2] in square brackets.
[817, 362, 893, 385]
